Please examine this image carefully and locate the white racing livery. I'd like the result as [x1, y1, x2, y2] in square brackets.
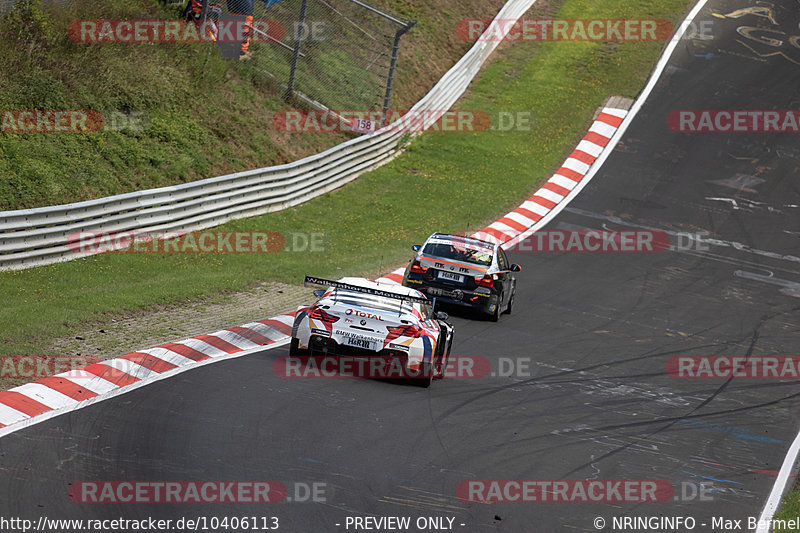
[290, 276, 455, 386]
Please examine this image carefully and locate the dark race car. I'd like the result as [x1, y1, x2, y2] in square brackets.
[402, 233, 521, 321]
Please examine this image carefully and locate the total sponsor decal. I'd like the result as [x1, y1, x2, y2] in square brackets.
[344, 309, 384, 321]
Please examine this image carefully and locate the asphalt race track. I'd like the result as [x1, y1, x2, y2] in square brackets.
[2, 0, 800, 531]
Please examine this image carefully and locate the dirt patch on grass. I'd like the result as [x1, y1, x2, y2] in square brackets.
[0, 281, 312, 391]
[48, 281, 312, 358]
[0, 264, 418, 391]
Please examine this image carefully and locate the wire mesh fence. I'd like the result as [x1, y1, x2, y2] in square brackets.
[1, 0, 414, 116]
[245, 0, 414, 115]
[0, 0, 69, 12]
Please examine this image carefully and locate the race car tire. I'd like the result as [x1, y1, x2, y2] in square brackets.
[505, 289, 514, 315]
[433, 327, 454, 380]
[413, 362, 434, 388]
[289, 338, 310, 357]
[438, 344, 451, 381]
[488, 295, 502, 322]
[433, 333, 445, 380]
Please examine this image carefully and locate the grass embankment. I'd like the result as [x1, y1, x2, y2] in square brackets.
[773, 486, 800, 532]
[1, 0, 692, 359]
[0, 0, 506, 209]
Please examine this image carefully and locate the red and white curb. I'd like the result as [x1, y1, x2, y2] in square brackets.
[0, 107, 626, 437]
[474, 107, 628, 249]
[376, 106, 628, 285]
[0, 316, 295, 435]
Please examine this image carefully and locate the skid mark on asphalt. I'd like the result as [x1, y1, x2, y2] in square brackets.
[562, 208, 800, 300]
[735, 270, 800, 298]
[567, 207, 800, 264]
[378, 487, 467, 514]
[582, 388, 800, 436]
[292, 459, 470, 516]
[557, 328, 765, 477]
[678, 419, 786, 445]
[433, 337, 729, 425]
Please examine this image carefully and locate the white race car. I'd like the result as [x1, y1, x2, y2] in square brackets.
[290, 276, 455, 386]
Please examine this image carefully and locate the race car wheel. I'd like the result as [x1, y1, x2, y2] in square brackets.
[433, 329, 453, 380]
[433, 336, 445, 380]
[488, 295, 502, 322]
[414, 362, 434, 388]
[505, 289, 514, 315]
[289, 338, 310, 357]
[437, 347, 451, 381]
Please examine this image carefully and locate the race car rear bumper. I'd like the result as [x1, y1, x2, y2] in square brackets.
[299, 336, 430, 378]
[406, 279, 498, 313]
[306, 335, 426, 363]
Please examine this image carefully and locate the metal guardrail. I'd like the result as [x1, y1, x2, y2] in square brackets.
[0, 0, 537, 271]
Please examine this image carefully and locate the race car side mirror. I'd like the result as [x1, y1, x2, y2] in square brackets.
[510, 264, 522, 272]
[313, 289, 326, 298]
[435, 311, 449, 321]
[412, 244, 421, 252]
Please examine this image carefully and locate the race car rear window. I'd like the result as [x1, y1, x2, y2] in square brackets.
[423, 242, 494, 266]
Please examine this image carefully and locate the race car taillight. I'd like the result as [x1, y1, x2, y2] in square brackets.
[309, 308, 340, 323]
[409, 260, 427, 275]
[387, 324, 422, 338]
[475, 274, 496, 288]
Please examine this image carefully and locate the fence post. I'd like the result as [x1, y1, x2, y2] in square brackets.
[382, 21, 415, 126]
[286, 0, 309, 98]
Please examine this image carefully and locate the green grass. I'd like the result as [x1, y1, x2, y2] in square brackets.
[773, 486, 800, 532]
[0, 0, 692, 359]
[0, 0, 496, 210]
[0, 0, 316, 209]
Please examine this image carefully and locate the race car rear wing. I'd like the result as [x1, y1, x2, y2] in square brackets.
[304, 275, 432, 307]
